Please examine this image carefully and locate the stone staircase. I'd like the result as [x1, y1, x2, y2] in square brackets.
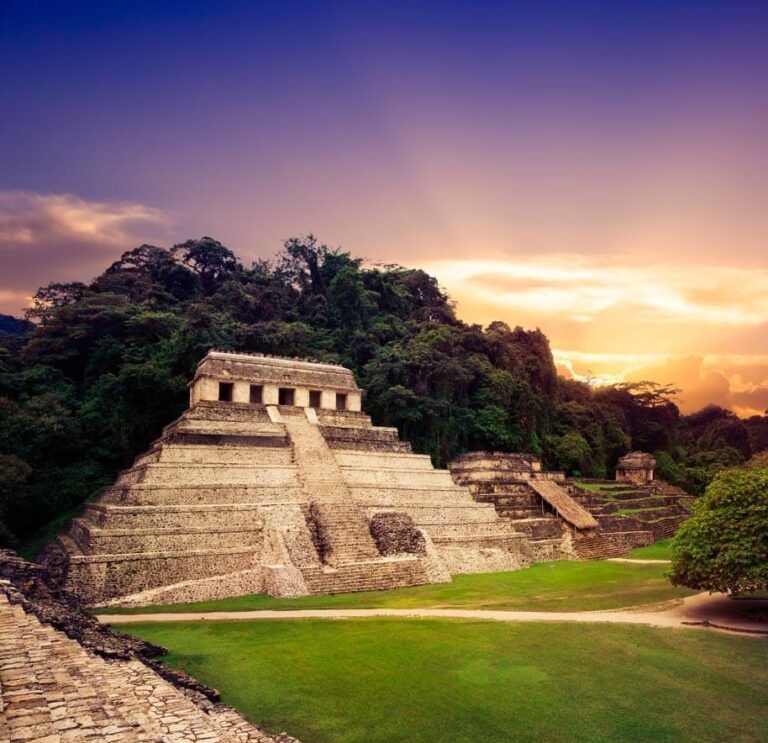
[282, 410, 380, 565]
[448, 453, 694, 561]
[300, 557, 430, 594]
[0, 590, 284, 742]
[448, 457, 569, 561]
[281, 408, 435, 593]
[325, 426, 532, 575]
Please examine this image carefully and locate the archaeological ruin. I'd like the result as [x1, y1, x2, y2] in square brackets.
[41, 351, 693, 607]
[449, 452, 692, 560]
[41, 352, 528, 606]
[615, 451, 656, 485]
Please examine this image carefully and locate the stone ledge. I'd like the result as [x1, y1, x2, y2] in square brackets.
[67, 546, 260, 563]
[73, 523, 265, 537]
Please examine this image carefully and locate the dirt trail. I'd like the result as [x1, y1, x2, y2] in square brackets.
[98, 592, 768, 636]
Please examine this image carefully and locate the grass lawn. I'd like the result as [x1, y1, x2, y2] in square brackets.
[627, 539, 673, 560]
[98, 559, 693, 614]
[123, 619, 768, 743]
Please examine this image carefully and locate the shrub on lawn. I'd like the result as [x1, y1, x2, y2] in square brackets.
[670, 466, 768, 594]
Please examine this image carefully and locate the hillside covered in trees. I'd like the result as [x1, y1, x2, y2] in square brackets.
[1, 236, 766, 548]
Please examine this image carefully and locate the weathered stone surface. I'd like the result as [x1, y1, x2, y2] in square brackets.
[0, 551, 300, 742]
[450, 451, 692, 560]
[616, 451, 656, 485]
[369, 512, 427, 556]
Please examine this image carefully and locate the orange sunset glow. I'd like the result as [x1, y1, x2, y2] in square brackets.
[418, 255, 768, 416]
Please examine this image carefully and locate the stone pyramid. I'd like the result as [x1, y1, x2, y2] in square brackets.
[42, 351, 531, 606]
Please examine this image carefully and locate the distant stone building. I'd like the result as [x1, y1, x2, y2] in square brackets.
[42, 351, 533, 606]
[616, 451, 656, 485]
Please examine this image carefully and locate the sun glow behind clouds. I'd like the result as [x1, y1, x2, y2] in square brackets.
[0, 191, 173, 313]
[422, 255, 768, 328]
[421, 255, 768, 416]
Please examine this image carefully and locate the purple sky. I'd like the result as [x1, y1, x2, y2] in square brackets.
[1, 1, 767, 413]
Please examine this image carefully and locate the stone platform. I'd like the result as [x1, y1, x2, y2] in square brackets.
[42, 352, 531, 606]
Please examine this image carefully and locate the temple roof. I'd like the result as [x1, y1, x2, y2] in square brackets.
[616, 451, 656, 470]
[192, 350, 360, 391]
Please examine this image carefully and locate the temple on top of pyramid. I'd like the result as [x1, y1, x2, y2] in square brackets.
[40, 351, 692, 607]
[189, 351, 363, 411]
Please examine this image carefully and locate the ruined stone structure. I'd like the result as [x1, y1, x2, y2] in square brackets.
[615, 451, 656, 485]
[43, 352, 532, 606]
[0, 550, 298, 742]
[450, 451, 692, 560]
[449, 453, 588, 561]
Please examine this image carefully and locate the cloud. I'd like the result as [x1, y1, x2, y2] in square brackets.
[423, 255, 768, 329]
[554, 349, 768, 417]
[0, 191, 172, 314]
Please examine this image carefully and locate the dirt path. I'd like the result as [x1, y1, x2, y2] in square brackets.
[98, 592, 768, 636]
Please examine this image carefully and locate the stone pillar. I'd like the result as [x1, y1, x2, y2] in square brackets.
[263, 384, 279, 405]
[320, 390, 336, 410]
[232, 381, 250, 404]
[191, 376, 220, 405]
[348, 391, 362, 412]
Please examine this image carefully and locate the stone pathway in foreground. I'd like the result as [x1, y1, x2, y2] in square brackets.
[99, 592, 768, 636]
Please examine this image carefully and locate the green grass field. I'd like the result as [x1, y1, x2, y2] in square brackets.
[626, 539, 673, 560]
[572, 481, 630, 495]
[98, 559, 692, 614]
[123, 619, 768, 743]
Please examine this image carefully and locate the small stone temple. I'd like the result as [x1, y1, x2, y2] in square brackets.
[42, 351, 534, 606]
[615, 451, 656, 485]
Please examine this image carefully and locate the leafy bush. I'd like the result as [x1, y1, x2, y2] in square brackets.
[670, 467, 768, 593]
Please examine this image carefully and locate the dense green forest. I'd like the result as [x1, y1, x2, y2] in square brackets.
[1, 235, 766, 549]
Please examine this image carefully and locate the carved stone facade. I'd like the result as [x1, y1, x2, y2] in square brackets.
[42, 352, 532, 606]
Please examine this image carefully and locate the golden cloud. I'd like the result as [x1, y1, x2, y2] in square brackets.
[552, 350, 768, 416]
[0, 191, 172, 314]
[422, 254, 768, 416]
[423, 255, 768, 328]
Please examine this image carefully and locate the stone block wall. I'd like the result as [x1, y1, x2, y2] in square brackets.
[0, 550, 298, 742]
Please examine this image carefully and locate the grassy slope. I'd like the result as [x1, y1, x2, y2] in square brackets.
[572, 481, 629, 495]
[627, 539, 673, 560]
[98, 560, 693, 614]
[124, 619, 768, 743]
